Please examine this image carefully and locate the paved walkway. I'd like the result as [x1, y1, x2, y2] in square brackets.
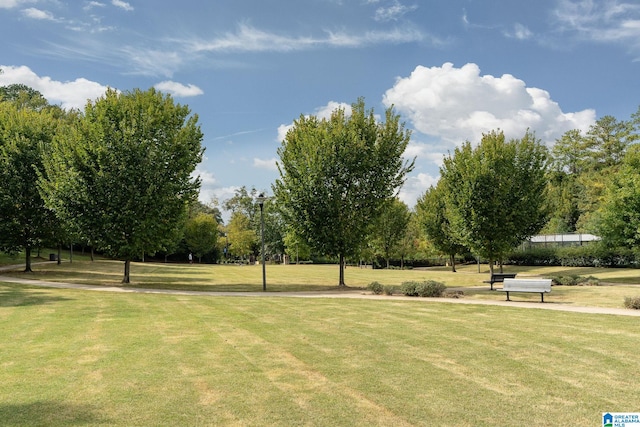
[2, 263, 639, 317]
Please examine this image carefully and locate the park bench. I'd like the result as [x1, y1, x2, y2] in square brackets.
[499, 278, 552, 302]
[483, 272, 517, 290]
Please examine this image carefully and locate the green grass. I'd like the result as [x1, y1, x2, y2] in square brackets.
[0, 284, 638, 426]
[5, 260, 640, 309]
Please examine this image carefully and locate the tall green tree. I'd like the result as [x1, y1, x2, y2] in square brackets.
[226, 212, 257, 259]
[440, 130, 548, 273]
[185, 213, 218, 263]
[370, 198, 410, 269]
[274, 98, 414, 286]
[40, 88, 203, 283]
[595, 145, 640, 249]
[0, 91, 58, 272]
[416, 182, 467, 272]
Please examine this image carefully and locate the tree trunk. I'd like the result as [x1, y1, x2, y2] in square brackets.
[24, 246, 33, 273]
[57, 244, 62, 265]
[122, 260, 131, 284]
[339, 254, 346, 287]
[386, 258, 390, 269]
[499, 260, 504, 273]
[489, 260, 495, 275]
[90, 247, 94, 262]
[450, 254, 457, 273]
[401, 256, 405, 270]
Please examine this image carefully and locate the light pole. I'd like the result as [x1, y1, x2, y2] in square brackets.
[257, 193, 267, 291]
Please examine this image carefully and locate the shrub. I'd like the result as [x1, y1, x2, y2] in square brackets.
[549, 275, 601, 286]
[624, 296, 640, 310]
[506, 247, 559, 266]
[367, 281, 384, 295]
[400, 280, 446, 297]
[383, 285, 395, 296]
[400, 281, 418, 296]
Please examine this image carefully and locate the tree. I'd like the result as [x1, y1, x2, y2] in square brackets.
[0, 83, 49, 111]
[226, 212, 257, 260]
[0, 91, 59, 272]
[416, 182, 467, 272]
[370, 198, 410, 269]
[274, 98, 414, 286]
[185, 213, 218, 263]
[40, 88, 203, 283]
[283, 230, 311, 263]
[440, 130, 548, 273]
[584, 115, 637, 170]
[596, 145, 640, 249]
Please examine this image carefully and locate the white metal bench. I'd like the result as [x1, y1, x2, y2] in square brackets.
[498, 278, 552, 302]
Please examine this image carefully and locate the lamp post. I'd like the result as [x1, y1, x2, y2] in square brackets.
[257, 193, 267, 291]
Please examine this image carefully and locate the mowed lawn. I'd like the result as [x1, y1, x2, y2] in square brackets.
[6, 259, 640, 308]
[2, 260, 640, 425]
[1, 277, 640, 426]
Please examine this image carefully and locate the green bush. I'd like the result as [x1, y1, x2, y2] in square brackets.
[549, 275, 601, 286]
[367, 281, 384, 295]
[383, 285, 395, 296]
[400, 281, 418, 296]
[506, 247, 559, 266]
[556, 244, 639, 268]
[400, 280, 446, 297]
[506, 243, 640, 268]
[624, 296, 640, 310]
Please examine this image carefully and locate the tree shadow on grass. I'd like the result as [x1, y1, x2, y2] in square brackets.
[0, 401, 109, 426]
[0, 286, 73, 308]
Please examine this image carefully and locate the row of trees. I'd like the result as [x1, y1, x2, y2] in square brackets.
[0, 79, 204, 283]
[3, 72, 640, 286]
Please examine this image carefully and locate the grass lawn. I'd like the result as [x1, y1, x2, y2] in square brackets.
[5, 259, 640, 309]
[1, 283, 639, 426]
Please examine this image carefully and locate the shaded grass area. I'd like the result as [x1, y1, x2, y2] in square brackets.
[1, 284, 638, 426]
[4, 260, 640, 309]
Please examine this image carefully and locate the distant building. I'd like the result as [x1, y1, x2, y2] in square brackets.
[524, 233, 600, 248]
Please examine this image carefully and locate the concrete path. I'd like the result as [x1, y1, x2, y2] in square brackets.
[1, 263, 639, 317]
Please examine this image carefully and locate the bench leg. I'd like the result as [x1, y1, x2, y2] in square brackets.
[505, 291, 510, 301]
[490, 282, 494, 291]
[540, 293, 544, 303]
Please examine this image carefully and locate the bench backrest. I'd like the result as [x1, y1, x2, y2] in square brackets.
[490, 273, 517, 281]
[503, 278, 552, 292]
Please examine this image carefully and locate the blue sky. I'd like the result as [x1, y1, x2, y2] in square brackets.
[1, 0, 639, 216]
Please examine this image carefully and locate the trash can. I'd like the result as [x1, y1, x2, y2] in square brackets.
[49, 253, 57, 261]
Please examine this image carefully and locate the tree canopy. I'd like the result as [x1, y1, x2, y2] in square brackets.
[40, 88, 203, 283]
[440, 130, 548, 271]
[0, 86, 60, 271]
[416, 181, 467, 272]
[274, 98, 414, 286]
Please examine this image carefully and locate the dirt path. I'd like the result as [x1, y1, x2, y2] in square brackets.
[1, 263, 639, 317]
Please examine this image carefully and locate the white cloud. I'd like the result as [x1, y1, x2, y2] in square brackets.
[22, 7, 56, 20]
[84, 1, 106, 11]
[0, 65, 109, 110]
[120, 47, 184, 77]
[553, 0, 640, 52]
[189, 23, 429, 53]
[111, 0, 133, 11]
[154, 81, 203, 97]
[253, 158, 278, 171]
[507, 23, 533, 40]
[382, 62, 595, 147]
[374, 1, 418, 22]
[0, 0, 23, 8]
[276, 124, 292, 143]
[398, 172, 439, 208]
